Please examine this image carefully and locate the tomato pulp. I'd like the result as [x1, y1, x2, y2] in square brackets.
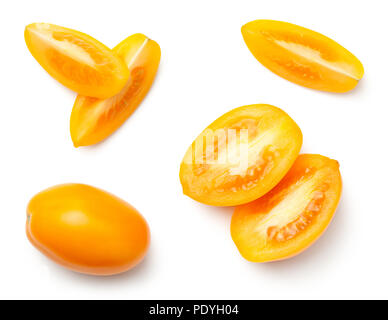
[231, 154, 342, 262]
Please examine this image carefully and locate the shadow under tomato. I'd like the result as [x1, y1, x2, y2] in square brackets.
[201, 203, 235, 215]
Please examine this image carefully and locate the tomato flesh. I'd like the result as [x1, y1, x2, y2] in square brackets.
[25, 23, 129, 98]
[26, 184, 150, 275]
[180, 104, 303, 206]
[70, 33, 161, 147]
[242, 20, 364, 92]
[231, 154, 342, 262]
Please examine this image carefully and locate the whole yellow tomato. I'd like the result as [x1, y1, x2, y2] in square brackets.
[26, 183, 150, 276]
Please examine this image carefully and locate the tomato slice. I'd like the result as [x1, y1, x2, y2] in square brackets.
[70, 33, 161, 147]
[25, 23, 129, 98]
[26, 183, 150, 275]
[179, 104, 303, 206]
[231, 154, 342, 262]
[242, 20, 364, 93]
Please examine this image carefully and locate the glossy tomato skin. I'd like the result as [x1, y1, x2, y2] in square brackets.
[231, 154, 342, 263]
[26, 184, 150, 275]
[70, 33, 161, 147]
[180, 104, 303, 206]
[25, 23, 129, 98]
[242, 20, 364, 93]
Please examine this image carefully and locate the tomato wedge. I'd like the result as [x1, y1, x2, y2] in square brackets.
[242, 20, 364, 93]
[26, 183, 150, 275]
[25, 23, 129, 98]
[180, 104, 303, 206]
[231, 154, 342, 262]
[70, 33, 161, 147]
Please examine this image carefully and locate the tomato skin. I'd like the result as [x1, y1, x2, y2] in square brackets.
[24, 23, 129, 99]
[180, 104, 303, 206]
[242, 20, 364, 93]
[70, 33, 161, 147]
[231, 154, 342, 263]
[26, 184, 150, 275]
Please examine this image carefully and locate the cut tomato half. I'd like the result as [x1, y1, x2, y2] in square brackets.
[25, 23, 129, 98]
[242, 20, 364, 92]
[70, 33, 161, 147]
[180, 104, 303, 206]
[231, 154, 342, 262]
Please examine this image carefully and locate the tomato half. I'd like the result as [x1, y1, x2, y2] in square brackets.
[25, 23, 129, 98]
[242, 20, 364, 93]
[26, 184, 150, 275]
[70, 33, 161, 147]
[231, 154, 342, 262]
[180, 104, 303, 206]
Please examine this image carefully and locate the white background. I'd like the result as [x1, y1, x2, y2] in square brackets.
[0, 0, 386, 299]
